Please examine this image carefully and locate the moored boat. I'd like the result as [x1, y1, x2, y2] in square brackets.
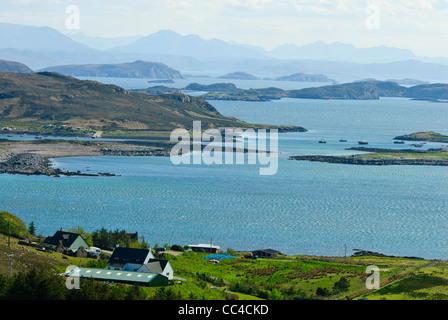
[358, 141, 368, 145]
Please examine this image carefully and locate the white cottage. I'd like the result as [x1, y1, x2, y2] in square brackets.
[106, 247, 155, 271]
[137, 259, 174, 280]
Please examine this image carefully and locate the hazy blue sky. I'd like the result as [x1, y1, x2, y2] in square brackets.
[1, 0, 447, 57]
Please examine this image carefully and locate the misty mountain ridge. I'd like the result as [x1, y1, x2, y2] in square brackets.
[111, 29, 267, 60]
[0, 23, 447, 82]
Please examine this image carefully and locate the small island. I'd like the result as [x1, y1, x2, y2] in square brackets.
[394, 132, 448, 143]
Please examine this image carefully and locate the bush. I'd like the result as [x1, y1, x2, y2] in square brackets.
[170, 244, 184, 252]
[332, 276, 350, 293]
[316, 287, 331, 297]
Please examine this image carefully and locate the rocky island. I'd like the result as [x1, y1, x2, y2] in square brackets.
[289, 144, 448, 167]
[393, 132, 448, 143]
[197, 81, 448, 102]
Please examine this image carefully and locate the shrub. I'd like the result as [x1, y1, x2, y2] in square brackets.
[316, 287, 331, 297]
[332, 276, 350, 293]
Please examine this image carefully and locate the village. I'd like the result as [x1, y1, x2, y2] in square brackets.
[19, 228, 282, 289]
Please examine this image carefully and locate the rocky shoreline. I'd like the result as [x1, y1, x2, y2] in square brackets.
[0, 153, 117, 177]
[0, 139, 174, 177]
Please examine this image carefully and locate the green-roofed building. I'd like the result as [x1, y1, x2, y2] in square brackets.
[66, 267, 168, 287]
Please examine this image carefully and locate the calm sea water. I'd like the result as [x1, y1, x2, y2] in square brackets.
[1, 78, 447, 259]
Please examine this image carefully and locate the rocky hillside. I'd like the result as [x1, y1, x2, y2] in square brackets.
[0, 71, 304, 133]
[0, 59, 33, 73]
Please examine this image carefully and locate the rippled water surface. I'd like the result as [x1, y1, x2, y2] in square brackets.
[1, 81, 447, 259]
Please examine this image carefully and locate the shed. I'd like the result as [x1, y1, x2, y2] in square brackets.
[251, 249, 282, 258]
[189, 243, 220, 254]
[66, 267, 168, 287]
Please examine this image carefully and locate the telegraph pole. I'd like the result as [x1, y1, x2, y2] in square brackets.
[8, 220, 11, 249]
[8, 254, 14, 277]
[344, 244, 347, 260]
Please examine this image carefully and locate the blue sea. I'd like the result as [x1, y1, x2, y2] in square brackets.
[1, 77, 447, 259]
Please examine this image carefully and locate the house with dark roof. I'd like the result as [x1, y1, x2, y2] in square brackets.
[106, 247, 155, 272]
[251, 249, 282, 258]
[43, 230, 90, 252]
[137, 258, 174, 280]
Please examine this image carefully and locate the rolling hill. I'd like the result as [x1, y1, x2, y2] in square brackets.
[0, 59, 33, 73]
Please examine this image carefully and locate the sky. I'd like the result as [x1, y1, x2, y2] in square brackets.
[1, 0, 447, 57]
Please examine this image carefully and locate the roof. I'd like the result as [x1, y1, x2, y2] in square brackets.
[108, 247, 152, 265]
[66, 267, 165, 285]
[146, 258, 170, 270]
[43, 230, 87, 248]
[252, 248, 282, 255]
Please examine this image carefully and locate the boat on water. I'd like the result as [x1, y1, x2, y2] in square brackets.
[394, 140, 405, 144]
[318, 139, 326, 144]
[412, 143, 423, 148]
[358, 141, 368, 145]
[35, 136, 43, 140]
[339, 139, 347, 142]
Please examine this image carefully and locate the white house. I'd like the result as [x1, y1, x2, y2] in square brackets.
[137, 259, 174, 280]
[106, 247, 155, 271]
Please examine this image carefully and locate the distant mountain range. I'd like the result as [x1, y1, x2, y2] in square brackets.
[112, 30, 266, 60]
[0, 23, 447, 82]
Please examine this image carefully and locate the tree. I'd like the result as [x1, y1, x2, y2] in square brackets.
[28, 221, 36, 236]
[316, 287, 331, 297]
[332, 276, 350, 293]
[1, 268, 66, 300]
